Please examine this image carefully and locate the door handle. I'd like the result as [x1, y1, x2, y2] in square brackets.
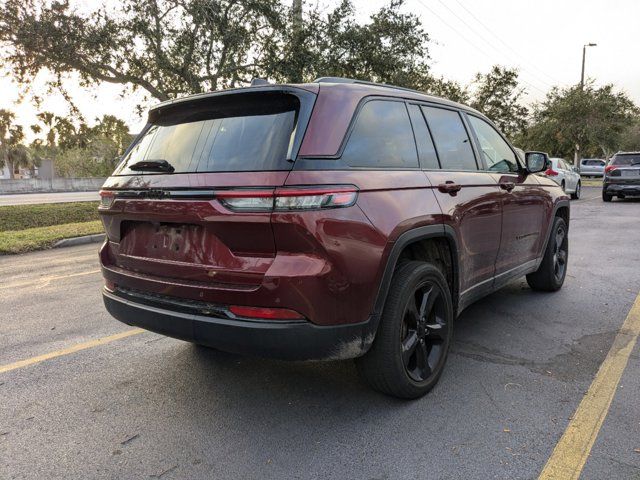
[438, 181, 462, 196]
[499, 181, 515, 192]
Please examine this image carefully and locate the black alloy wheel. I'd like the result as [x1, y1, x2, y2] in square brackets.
[552, 224, 568, 283]
[401, 282, 449, 382]
[356, 261, 454, 399]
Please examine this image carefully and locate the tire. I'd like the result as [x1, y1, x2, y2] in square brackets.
[571, 181, 581, 200]
[355, 261, 454, 399]
[526, 217, 568, 292]
[602, 190, 612, 202]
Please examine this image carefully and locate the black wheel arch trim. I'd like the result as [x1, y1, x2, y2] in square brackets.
[371, 224, 460, 332]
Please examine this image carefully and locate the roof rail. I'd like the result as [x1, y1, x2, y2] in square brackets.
[313, 77, 424, 95]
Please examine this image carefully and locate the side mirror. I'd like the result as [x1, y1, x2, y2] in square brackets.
[525, 151, 549, 173]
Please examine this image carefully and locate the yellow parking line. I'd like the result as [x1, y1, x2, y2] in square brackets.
[0, 269, 101, 290]
[0, 329, 145, 374]
[539, 293, 640, 480]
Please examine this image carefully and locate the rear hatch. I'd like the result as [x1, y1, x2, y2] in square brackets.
[607, 153, 640, 184]
[99, 87, 316, 292]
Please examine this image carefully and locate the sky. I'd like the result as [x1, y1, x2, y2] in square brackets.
[1, 0, 639, 139]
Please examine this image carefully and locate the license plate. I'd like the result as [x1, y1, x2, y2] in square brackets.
[622, 169, 639, 177]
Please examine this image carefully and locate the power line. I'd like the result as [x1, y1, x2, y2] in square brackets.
[414, 0, 548, 95]
[451, 0, 561, 86]
[434, 0, 559, 89]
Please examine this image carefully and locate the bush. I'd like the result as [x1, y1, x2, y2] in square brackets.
[54, 144, 120, 178]
[0, 202, 100, 232]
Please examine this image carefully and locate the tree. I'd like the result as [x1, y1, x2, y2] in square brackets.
[470, 66, 528, 139]
[619, 118, 640, 152]
[521, 83, 638, 163]
[0, 109, 32, 179]
[0, 0, 285, 101]
[28, 112, 133, 178]
[0, 0, 467, 105]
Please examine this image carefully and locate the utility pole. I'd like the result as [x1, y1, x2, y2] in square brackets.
[580, 43, 597, 89]
[291, 0, 304, 83]
[577, 43, 597, 166]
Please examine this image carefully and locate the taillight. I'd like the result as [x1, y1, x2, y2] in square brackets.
[229, 305, 304, 320]
[104, 279, 116, 292]
[216, 186, 358, 212]
[99, 190, 115, 209]
[215, 189, 274, 212]
[544, 168, 558, 176]
[604, 165, 617, 173]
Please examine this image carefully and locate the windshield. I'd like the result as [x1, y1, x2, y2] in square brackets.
[611, 154, 640, 166]
[116, 92, 299, 175]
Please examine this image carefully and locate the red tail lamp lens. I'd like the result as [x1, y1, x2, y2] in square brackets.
[229, 305, 304, 320]
[604, 165, 617, 173]
[216, 186, 358, 212]
[99, 190, 116, 209]
[544, 168, 558, 176]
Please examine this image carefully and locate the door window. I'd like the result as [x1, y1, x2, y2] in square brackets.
[407, 104, 440, 169]
[341, 100, 418, 168]
[421, 107, 477, 171]
[467, 115, 519, 173]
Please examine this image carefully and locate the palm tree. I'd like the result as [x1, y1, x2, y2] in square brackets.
[0, 109, 33, 179]
[0, 143, 32, 179]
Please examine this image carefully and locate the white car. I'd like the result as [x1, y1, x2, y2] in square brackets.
[545, 158, 582, 199]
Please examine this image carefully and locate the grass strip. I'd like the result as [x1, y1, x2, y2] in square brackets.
[0, 220, 104, 255]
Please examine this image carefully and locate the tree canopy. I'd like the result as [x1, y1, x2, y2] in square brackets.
[471, 66, 528, 139]
[0, 0, 462, 103]
[518, 83, 638, 161]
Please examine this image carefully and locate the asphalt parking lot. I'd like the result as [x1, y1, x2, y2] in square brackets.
[1, 187, 639, 480]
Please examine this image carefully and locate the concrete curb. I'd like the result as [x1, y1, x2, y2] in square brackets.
[53, 233, 105, 249]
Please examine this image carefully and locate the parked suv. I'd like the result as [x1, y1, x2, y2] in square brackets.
[602, 152, 640, 201]
[99, 78, 570, 398]
[580, 158, 605, 177]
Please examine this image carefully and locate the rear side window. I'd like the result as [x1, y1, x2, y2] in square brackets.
[117, 92, 298, 174]
[611, 154, 640, 166]
[407, 104, 440, 169]
[341, 100, 418, 168]
[422, 107, 477, 171]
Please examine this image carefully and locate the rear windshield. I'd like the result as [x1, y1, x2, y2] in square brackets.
[611, 154, 640, 166]
[582, 159, 605, 166]
[116, 92, 299, 174]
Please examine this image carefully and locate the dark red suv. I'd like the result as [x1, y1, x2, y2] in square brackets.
[99, 78, 569, 398]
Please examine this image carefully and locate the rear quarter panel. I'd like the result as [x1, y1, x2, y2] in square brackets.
[281, 169, 442, 324]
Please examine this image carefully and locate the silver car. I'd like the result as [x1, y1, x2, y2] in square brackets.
[580, 158, 606, 177]
[545, 157, 582, 199]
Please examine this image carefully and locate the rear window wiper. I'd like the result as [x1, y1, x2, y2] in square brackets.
[128, 159, 175, 173]
[630, 160, 640, 166]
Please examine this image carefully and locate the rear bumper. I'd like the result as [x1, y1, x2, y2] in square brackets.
[103, 289, 376, 361]
[604, 183, 640, 196]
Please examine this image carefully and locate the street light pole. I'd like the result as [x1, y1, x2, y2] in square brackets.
[580, 43, 597, 89]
